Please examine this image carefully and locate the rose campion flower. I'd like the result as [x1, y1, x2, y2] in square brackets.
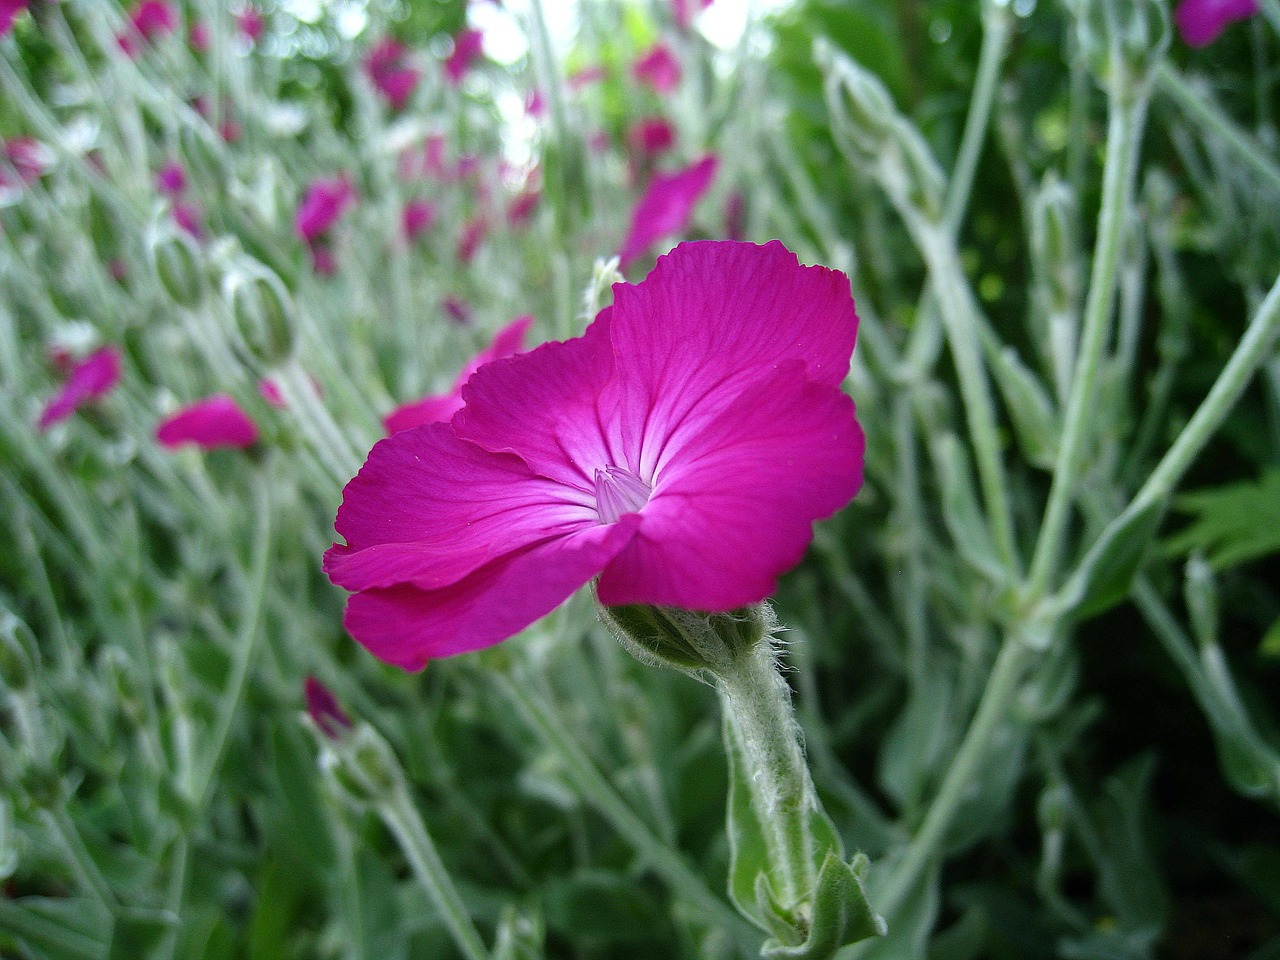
[1174, 0, 1259, 46]
[295, 176, 355, 243]
[156, 394, 258, 449]
[258, 378, 287, 408]
[237, 6, 264, 43]
[304, 677, 352, 740]
[310, 244, 338, 276]
[324, 240, 864, 668]
[172, 201, 203, 239]
[128, 0, 177, 41]
[632, 43, 681, 94]
[365, 38, 420, 110]
[506, 189, 540, 227]
[157, 161, 186, 196]
[0, 137, 47, 189]
[525, 89, 546, 118]
[1, 0, 28, 36]
[671, 0, 714, 30]
[629, 116, 676, 156]
[457, 216, 487, 263]
[402, 199, 438, 241]
[444, 28, 484, 86]
[618, 154, 717, 269]
[384, 315, 533, 434]
[189, 20, 210, 53]
[38, 346, 123, 430]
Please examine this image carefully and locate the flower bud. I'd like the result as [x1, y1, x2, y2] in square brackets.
[223, 261, 297, 366]
[1031, 174, 1082, 315]
[148, 222, 204, 307]
[1071, 0, 1169, 93]
[597, 600, 770, 677]
[316, 722, 404, 811]
[0, 611, 37, 693]
[816, 38, 896, 160]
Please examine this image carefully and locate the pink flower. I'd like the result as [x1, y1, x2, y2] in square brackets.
[384, 315, 533, 434]
[1174, 0, 1259, 46]
[38, 346, 123, 430]
[567, 64, 606, 91]
[632, 43, 681, 94]
[525, 89, 546, 117]
[304, 677, 353, 739]
[128, 0, 177, 40]
[156, 394, 258, 449]
[172, 201, 203, 239]
[1, 0, 29, 37]
[365, 38, 420, 110]
[310, 244, 338, 276]
[189, 20, 210, 53]
[295, 176, 355, 243]
[1, 137, 46, 188]
[671, 0, 714, 30]
[424, 133, 449, 177]
[324, 241, 864, 668]
[457, 216, 487, 263]
[237, 7, 264, 43]
[618, 154, 717, 269]
[628, 116, 675, 156]
[220, 118, 242, 143]
[444, 28, 484, 86]
[157, 161, 186, 196]
[402, 199, 438, 241]
[506, 188, 540, 226]
[258, 378, 287, 408]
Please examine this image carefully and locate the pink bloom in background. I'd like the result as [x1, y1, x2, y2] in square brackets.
[1174, 0, 1259, 46]
[444, 28, 484, 86]
[38, 346, 123, 430]
[402, 199, 438, 241]
[172, 201, 203, 239]
[1, 0, 28, 36]
[618, 154, 717, 268]
[258, 378, 287, 408]
[156, 394, 258, 450]
[324, 241, 864, 669]
[384, 315, 533, 435]
[443, 297, 472, 326]
[189, 20, 210, 53]
[424, 134, 449, 177]
[457, 216, 487, 263]
[310, 244, 338, 276]
[671, 0, 714, 29]
[525, 89, 546, 118]
[237, 6, 265, 43]
[629, 116, 675, 156]
[157, 161, 186, 196]
[632, 43, 681, 94]
[365, 38, 420, 110]
[129, 0, 178, 41]
[506, 188, 540, 226]
[220, 118, 242, 143]
[295, 176, 355, 243]
[567, 64, 606, 90]
[304, 677, 352, 740]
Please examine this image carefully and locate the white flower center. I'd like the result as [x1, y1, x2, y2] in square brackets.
[593, 465, 652, 524]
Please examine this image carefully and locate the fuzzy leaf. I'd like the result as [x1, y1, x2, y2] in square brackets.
[1167, 471, 1280, 570]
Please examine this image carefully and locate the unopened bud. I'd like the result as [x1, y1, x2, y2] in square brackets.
[598, 600, 770, 677]
[1031, 174, 1082, 314]
[223, 262, 297, 366]
[304, 676, 353, 741]
[0, 611, 38, 692]
[817, 38, 897, 160]
[316, 722, 404, 810]
[1071, 0, 1169, 93]
[149, 223, 204, 307]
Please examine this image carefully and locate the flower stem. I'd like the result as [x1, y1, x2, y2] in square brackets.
[1027, 74, 1148, 601]
[377, 783, 493, 960]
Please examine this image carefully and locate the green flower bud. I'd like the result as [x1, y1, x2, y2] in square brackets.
[1031, 174, 1082, 315]
[313, 720, 404, 811]
[223, 262, 297, 366]
[1070, 0, 1169, 93]
[816, 38, 897, 160]
[0, 610, 38, 693]
[597, 599, 771, 678]
[149, 224, 204, 308]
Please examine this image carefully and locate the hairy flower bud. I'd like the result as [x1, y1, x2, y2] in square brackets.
[223, 261, 297, 366]
[1071, 0, 1170, 93]
[816, 38, 896, 160]
[598, 600, 770, 677]
[1031, 175, 1082, 315]
[148, 222, 204, 307]
[312, 718, 403, 811]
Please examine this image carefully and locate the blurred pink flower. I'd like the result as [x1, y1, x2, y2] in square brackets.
[525, 88, 546, 118]
[237, 6, 264, 43]
[618, 154, 717, 269]
[173, 201, 203, 239]
[384, 315, 533, 434]
[1, 0, 28, 36]
[1174, 0, 1259, 46]
[365, 38, 420, 110]
[304, 677, 352, 740]
[1, 137, 46, 188]
[258, 378, 287, 408]
[424, 134, 449, 178]
[402, 198, 438, 241]
[38, 346, 123, 430]
[567, 64, 606, 90]
[671, 0, 714, 30]
[189, 20, 210, 52]
[507, 188, 540, 226]
[457, 216, 487, 263]
[128, 0, 178, 40]
[628, 116, 675, 156]
[220, 118, 242, 143]
[310, 244, 338, 276]
[156, 394, 259, 449]
[324, 240, 863, 668]
[444, 28, 484, 86]
[632, 43, 681, 94]
[295, 176, 355, 243]
[157, 161, 186, 196]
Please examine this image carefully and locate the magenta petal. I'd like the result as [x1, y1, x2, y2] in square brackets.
[1174, 0, 1259, 46]
[618, 155, 717, 269]
[596, 363, 863, 610]
[295, 176, 355, 242]
[1, 0, 29, 36]
[344, 515, 641, 669]
[156, 394, 258, 449]
[453, 313, 620, 490]
[632, 43, 682, 94]
[326, 423, 597, 592]
[38, 346, 123, 430]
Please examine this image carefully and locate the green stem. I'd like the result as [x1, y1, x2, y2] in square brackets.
[1155, 64, 1280, 198]
[493, 671, 759, 953]
[875, 635, 1033, 917]
[378, 784, 492, 960]
[1027, 76, 1148, 600]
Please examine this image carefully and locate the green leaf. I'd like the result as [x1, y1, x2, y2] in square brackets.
[0, 897, 110, 960]
[1061, 500, 1166, 619]
[760, 853, 884, 959]
[1166, 471, 1280, 570]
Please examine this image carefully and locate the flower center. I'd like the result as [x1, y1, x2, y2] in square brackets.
[593, 465, 652, 524]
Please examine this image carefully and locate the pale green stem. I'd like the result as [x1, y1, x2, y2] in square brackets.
[1155, 64, 1280, 198]
[875, 635, 1033, 918]
[717, 639, 820, 910]
[377, 783, 493, 960]
[493, 671, 759, 953]
[190, 464, 272, 809]
[1027, 75, 1149, 600]
[943, 6, 1012, 233]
